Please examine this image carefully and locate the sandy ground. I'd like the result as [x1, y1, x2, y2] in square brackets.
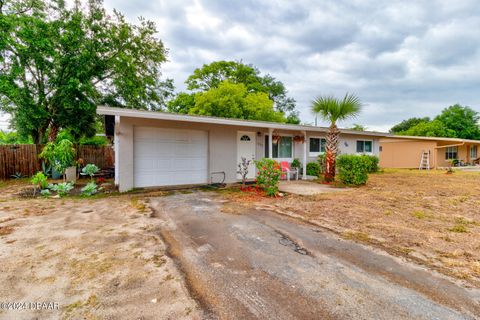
[224, 169, 480, 287]
[0, 181, 201, 320]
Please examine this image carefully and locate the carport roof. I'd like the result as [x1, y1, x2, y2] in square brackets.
[97, 106, 391, 137]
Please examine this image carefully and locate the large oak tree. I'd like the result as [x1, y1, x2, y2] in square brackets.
[0, 0, 171, 143]
[168, 60, 300, 123]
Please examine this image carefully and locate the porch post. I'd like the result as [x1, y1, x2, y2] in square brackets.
[114, 115, 120, 187]
[268, 128, 273, 159]
[302, 131, 307, 180]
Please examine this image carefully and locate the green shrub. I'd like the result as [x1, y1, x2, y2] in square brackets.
[40, 189, 51, 197]
[336, 155, 369, 185]
[306, 162, 320, 176]
[39, 139, 76, 177]
[48, 182, 74, 197]
[31, 172, 48, 195]
[255, 158, 282, 197]
[81, 164, 100, 181]
[360, 155, 379, 173]
[81, 182, 99, 196]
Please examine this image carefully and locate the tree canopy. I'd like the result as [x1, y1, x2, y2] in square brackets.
[392, 105, 480, 139]
[349, 123, 367, 131]
[434, 105, 480, 140]
[398, 120, 456, 137]
[311, 94, 362, 125]
[168, 60, 299, 123]
[188, 81, 285, 122]
[0, 0, 170, 143]
[390, 117, 430, 134]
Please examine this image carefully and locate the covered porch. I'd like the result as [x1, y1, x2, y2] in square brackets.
[435, 141, 480, 168]
[262, 128, 311, 180]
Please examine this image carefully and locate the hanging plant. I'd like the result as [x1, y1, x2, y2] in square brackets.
[293, 135, 305, 143]
[272, 132, 281, 144]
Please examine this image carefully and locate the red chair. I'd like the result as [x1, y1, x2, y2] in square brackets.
[280, 161, 298, 181]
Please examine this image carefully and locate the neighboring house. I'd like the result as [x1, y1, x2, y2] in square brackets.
[380, 136, 480, 169]
[97, 106, 389, 191]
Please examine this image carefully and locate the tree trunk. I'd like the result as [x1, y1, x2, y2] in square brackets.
[325, 123, 340, 182]
[48, 123, 59, 142]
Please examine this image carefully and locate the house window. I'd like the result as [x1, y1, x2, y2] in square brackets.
[265, 136, 293, 159]
[445, 146, 458, 160]
[356, 140, 373, 153]
[240, 135, 251, 141]
[309, 137, 326, 156]
[470, 146, 477, 159]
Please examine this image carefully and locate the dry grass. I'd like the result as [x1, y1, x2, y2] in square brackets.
[227, 169, 480, 286]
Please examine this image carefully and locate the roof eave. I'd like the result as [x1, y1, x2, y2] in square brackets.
[97, 106, 390, 137]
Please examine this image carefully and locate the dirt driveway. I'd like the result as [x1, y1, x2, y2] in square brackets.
[0, 183, 201, 320]
[152, 192, 480, 320]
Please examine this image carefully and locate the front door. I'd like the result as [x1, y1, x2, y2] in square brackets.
[237, 131, 256, 179]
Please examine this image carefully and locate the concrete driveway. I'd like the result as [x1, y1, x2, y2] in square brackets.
[150, 192, 480, 320]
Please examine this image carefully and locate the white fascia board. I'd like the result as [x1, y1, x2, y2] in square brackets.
[96, 106, 390, 137]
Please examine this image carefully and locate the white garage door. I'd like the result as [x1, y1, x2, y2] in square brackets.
[133, 126, 208, 187]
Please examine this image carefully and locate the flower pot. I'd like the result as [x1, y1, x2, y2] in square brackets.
[65, 166, 77, 183]
[51, 167, 62, 180]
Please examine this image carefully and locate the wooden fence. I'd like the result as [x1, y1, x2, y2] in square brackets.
[0, 144, 114, 180]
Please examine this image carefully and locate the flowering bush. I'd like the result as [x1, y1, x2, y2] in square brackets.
[96, 177, 106, 184]
[255, 158, 282, 197]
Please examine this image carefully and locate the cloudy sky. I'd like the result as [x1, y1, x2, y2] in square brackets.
[2, 0, 479, 132]
[102, 0, 480, 131]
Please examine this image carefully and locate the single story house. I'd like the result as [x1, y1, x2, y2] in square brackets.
[97, 106, 390, 191]
[379, 136, 480, 169]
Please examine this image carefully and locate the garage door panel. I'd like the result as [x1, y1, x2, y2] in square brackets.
[173, 158, 206, 170]
[174, 143, 208, 157]
[175, 172, 205, 184]
[135, 142, 168, 157]
[134, 126, 208, 187]
[135, 158, 158, 170]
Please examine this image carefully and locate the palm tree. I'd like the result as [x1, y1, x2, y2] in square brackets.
[311, 93, 362, 182]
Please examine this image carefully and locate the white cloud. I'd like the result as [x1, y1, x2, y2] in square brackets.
[100, 0, 480, 130]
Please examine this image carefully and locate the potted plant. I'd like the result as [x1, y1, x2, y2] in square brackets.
[293, 135, 305, 143]
[291, 158, 301, 172]
[272, 132, 281, 144]
[40, 139, 77, 182]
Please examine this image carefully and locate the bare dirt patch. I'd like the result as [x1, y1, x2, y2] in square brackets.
[0, 182, 201, 319]
[223, 169, 480, 287]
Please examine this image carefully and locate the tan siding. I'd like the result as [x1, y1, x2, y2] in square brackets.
[379, 140, 437, 168]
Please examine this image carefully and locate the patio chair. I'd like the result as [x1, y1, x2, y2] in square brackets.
[280, 161, 298, 181]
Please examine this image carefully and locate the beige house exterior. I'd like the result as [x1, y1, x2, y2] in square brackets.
[380, 136, 480, 169]
[97, 106, 389, 192]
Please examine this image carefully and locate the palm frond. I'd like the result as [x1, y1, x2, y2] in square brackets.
[311, 93, 362, 124]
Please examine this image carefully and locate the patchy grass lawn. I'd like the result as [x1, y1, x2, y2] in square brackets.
[0, 181, 201, 319]
[224, 169, 480, 287]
